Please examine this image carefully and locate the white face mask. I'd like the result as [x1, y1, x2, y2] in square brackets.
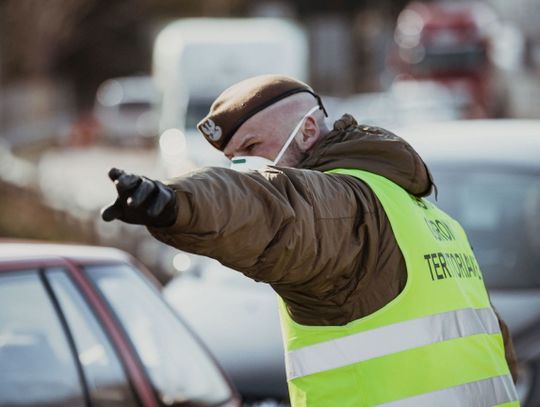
[230, 105, 320, 172]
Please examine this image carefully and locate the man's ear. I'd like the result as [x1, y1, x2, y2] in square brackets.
[298, 116, 320, 151]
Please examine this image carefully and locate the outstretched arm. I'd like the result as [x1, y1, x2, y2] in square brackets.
[146, 166, 371, 285]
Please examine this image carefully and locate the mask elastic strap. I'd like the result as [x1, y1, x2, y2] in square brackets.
[273, 105, 320, 166]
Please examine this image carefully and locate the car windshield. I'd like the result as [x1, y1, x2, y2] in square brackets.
[84, 264, 232, 406]
[413, 43, 487, 74]
[429, 166, 540, 289]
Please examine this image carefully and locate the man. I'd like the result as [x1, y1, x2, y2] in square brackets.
[103, 75, 519, 406]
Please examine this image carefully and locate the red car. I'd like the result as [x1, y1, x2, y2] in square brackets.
[0, 241, 240, 407]
[389, 1, 506, 118]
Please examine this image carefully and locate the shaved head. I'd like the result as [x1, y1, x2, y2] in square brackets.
[262, 92, 327, 129]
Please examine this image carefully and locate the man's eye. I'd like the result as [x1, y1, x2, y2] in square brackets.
[245, 144, 257, 152]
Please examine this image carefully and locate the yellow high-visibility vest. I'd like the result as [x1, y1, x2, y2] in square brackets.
[278, 169, 519, 407]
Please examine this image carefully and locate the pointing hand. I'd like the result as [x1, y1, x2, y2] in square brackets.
[101, 168, 177, 227]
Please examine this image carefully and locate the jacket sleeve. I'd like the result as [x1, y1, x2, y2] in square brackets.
[148, 166, 371, 286]
[492, 305, 519, 383]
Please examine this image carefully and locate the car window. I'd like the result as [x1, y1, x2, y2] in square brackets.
[429, 168, 540, 289]
[0, 271, 85, 407]
[417, 44, 487, 73]
[46, 268, 138, 407]
[85, 263, 233, 406]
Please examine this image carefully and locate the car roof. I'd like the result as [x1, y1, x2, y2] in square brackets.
[394, 120, 540, 169]
[0, 241, 130, 264]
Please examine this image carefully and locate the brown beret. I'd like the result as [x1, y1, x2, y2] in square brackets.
[197, 74, 327, 151]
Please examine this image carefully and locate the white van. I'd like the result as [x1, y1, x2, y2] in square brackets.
[152, 18, 308, 175]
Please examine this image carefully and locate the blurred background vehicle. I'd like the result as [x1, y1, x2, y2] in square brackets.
[94, 76, 160, 147]
[387, 1, 509, 118]
[153, 17, 308, 174]
[0, 241, 240, 407]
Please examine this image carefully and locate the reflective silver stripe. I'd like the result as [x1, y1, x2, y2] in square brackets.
[286, 307, 500, 380]
[376, 374, 518, 406]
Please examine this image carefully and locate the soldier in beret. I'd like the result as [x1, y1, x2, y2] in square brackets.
[103, 75, 518, 406]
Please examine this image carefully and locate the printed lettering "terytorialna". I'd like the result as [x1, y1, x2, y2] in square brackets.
[423, 252, 482, 281]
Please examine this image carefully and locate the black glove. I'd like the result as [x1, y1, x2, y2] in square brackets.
[101, 168, 177, 227]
